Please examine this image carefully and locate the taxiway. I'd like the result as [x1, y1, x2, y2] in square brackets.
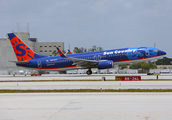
[1, 81, 172, 90]
[0, 74, 172, 81]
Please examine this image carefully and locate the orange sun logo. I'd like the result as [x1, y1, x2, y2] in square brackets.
[10, 36, 35, 61]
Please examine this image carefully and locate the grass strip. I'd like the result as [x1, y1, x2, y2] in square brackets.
[1, 89, 172, 93]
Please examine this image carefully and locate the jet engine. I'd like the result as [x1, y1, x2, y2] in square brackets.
[98, 60, 113, 69]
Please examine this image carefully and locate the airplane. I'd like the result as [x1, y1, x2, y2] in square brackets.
[7, 33, 166, 75]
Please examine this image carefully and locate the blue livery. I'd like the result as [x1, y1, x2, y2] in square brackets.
[7, 33, 166, 75]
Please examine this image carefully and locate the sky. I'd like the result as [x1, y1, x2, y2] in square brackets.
[0, 0, 172, 57]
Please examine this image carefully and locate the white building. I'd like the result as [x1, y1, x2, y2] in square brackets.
[35, 42, 64, 56]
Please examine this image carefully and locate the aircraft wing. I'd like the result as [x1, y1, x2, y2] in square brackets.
[56, 47, 99, 68]
[64, 56, 99, 67]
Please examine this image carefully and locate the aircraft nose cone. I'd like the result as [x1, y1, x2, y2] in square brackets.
[158, 50, 166, 56]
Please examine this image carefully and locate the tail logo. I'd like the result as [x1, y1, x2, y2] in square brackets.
[9, 35, 35, 61]
[16, 44, 26, 56]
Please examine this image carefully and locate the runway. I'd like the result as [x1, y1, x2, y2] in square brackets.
[1, 93, 172, 120]
[1, 75, 172, 120]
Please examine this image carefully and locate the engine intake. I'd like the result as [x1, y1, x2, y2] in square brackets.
[98, 60, 113, 69]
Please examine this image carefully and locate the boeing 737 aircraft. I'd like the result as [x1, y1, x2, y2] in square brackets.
[7, 33, 166, 75]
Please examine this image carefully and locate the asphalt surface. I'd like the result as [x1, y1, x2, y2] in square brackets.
[1, 81, 172, 90]
[1, 74, 172, 120]
[0, 74, 172, 81]
[1, 74, 172, 90]
[1, 93, 172, 120]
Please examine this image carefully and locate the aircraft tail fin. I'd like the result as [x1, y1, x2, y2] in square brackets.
[7, 33, 47, 61]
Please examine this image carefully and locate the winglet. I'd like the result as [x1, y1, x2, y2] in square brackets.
[68, 49, 73, 54]
[56, 47, 66, 58]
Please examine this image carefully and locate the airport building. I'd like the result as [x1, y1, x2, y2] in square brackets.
[35, 42, 64, 56]
[157, 65, 172, 69]
[0, 32, 64, 74]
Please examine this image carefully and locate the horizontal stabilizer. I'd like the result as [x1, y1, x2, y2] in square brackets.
[9, 61, 29, 65]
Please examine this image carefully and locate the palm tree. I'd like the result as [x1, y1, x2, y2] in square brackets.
[52, 50, 58, 56]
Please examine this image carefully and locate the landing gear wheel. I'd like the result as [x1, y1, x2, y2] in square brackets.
[86, 69, 92, 75]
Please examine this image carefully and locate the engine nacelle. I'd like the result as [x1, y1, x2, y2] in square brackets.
[98, 60, 113, 69]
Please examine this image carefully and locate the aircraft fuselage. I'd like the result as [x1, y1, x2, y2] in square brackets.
[17, 46, 166, 71]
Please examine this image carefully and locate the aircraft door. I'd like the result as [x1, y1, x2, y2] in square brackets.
[37, 60, 42, 68]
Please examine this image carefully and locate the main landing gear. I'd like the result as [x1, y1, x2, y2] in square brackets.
[86, 69, 92, 75]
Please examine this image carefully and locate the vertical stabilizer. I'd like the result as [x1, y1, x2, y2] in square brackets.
[7, 33, 47, 61]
